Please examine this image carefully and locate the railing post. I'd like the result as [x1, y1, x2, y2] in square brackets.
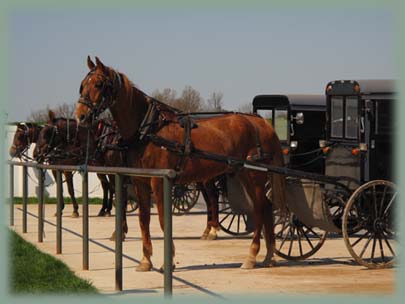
[82, 169, 89, 270]
[9, 164, 14, 226]
[56, 171, 63, 254]
[22, 165, 28, 233]
[38, 168, 44, 243]
[163, 176, 173, 297]
[115, 174, 123, 291]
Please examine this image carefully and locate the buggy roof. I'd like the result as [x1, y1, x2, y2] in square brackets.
[252, 94, 325, 111]
[325, 79, 396, 97]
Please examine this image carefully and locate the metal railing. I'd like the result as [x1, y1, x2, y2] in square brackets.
[8, 160, 176, 297]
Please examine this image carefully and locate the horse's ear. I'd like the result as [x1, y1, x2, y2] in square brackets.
[87, 56, 95, 70]
[48, 110, 56, 123]
[95, 56, 106, 73]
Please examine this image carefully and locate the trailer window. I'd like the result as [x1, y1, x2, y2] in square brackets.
[331, 97, 343, 138]
[345, 97, 358, 139]
[275, 109, 288, 141]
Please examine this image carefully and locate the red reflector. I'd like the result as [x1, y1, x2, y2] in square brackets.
[282, 148, 289, 155]
[351, 148, 360, 156]
[322, 147, 330, 154]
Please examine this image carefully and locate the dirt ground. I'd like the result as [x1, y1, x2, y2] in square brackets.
[9, 201, 396, 298]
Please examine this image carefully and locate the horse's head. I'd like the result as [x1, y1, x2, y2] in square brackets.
[76, 56, 122, 127]
[34, 110, 80, 162]
[9, 123, 36, 158]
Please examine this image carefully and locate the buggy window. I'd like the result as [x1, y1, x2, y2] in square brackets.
[331, 97, 343, 138]
[345, 97, 358, 139]
[275, 109, 288, 141]
[375, 100, 392, 135]
[257, 109, 273, 125]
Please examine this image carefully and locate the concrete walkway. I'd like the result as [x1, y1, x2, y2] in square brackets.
[10, 201, 395, 298]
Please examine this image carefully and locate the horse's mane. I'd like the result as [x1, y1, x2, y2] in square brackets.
[107, 66, 182, 117]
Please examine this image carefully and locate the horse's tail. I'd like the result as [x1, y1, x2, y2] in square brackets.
[265, 124, 287, 214]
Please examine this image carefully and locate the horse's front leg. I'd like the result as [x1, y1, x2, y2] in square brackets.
[65, 171, 79, 218]
[133, 179, 153, 272]
[96, 174, 109, 216]
[52, 170, 65, 216]
[151, 177, 175, 272]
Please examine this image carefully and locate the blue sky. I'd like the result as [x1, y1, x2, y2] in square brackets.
[7, 7, 395, 121]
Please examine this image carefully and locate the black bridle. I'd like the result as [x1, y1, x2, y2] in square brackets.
[11, 123, 42, 160]
[77, 69, 122, 123]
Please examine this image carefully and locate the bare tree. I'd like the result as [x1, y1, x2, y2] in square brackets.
[206, 91, 224, 111]
[175, 86, 205, 112]
[151, 88, 178, 106]
[26, 102, 77, 123]
[236, 103, 253, 114]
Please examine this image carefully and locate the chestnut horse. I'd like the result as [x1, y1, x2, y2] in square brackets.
[76, 56, 286, 270]
[10, 122, 81, 217]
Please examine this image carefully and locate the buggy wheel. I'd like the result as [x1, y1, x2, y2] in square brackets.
[342, 180, 397, 269]
[126, 199, 139, 213]
[326, 192, 362, 235]
[218, 202, 254, 236]
[274, 209, 327, 260]
[172, 183, 200, 216]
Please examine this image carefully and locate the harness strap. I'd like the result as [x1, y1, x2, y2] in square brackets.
[175, 115, 194, 172]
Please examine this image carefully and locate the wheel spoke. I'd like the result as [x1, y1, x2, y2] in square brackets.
[351, 230, 370, 248]
[383, 191, 397, 216]
[227, 214, 236, 231]
[276, 221, 290, 238]
[303, 225, 321, 240]
[382, 232, 396, 257]
[370, 235, 377, 261]
[297, 226, 303, 256]
[288, 226, 295, 256]
[219, 212, 232, 224]
[278, 226, 290, 251]
[299, 225, 315, 250]
[378, 234, 385, 263]
[237, 215, 241, 233]
[359, 234, 373, 258]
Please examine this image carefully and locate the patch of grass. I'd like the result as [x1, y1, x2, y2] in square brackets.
[13, 197, 103, 205]
[9, 229, 98, 294]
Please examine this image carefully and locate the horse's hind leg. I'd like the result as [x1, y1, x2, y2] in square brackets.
[201, 180, 220, 240]
[261, 195, 276, 267]
[65, 172, 79, 218]
[151, 177, 175, 272]
[199, 183, 213, 239]
[240, 174, 266, 269]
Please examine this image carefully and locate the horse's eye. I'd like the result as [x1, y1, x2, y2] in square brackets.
[79, 84, 83, 94]
[95, 81, 103, 89]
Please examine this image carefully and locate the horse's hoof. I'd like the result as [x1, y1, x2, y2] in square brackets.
[200, 234, 208, 240]
[97, 210, 106, 217]
[109, 232, 126, 242]
[261, 256, 276, 267]
[54, 212, 63, 217]
[136, 262, 152, 272]
[207, 231, 217, 240]
[240, 259, 256, 269]
[71, 211, 79, 218]
[159, 264, 176, 273]
[106, 211, 112, 217]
